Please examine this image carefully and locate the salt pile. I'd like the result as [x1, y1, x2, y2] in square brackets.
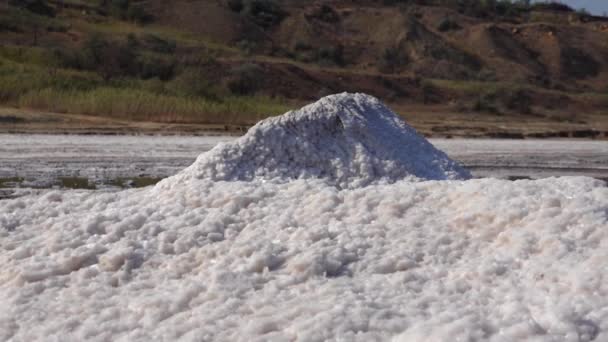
[169, 93, 470, 188]
[1, 94, 608, 341]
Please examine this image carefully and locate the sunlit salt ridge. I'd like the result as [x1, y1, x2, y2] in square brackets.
[169, 93, 470, 188]
[1, 94, 607, 341]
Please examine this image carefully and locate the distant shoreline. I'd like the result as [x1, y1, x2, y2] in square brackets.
[1, 106, 607, 140]
[1, 126, 607, 140]
[1, 135, 606, 194]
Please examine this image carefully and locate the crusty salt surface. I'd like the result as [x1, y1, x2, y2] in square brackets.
[171, 93, 470, 188]
[1, 94, 608, 342]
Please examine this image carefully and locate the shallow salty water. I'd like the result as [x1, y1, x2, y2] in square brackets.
[0, 135, 229, 189]
[0, 134, 606, 189]
[432, 139, 608, 180]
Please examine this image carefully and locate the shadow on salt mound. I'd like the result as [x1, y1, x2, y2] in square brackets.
[176, 93, 470, 188]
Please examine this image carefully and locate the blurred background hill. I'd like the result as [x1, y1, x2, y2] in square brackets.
[1, 0, 607, 137]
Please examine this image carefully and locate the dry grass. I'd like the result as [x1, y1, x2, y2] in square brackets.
[0, 46, 291, 125]
[17, 87, 291, 124]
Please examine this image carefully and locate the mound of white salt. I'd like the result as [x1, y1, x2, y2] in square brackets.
[2, 177, 607, 341]
[173, 93, 470, 188]
[2, 94, 607, 342]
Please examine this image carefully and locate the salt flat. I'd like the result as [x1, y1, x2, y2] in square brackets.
[0, 135, 229, 188]
[0, 135, 606, 189]
[432, 139, 608, 180]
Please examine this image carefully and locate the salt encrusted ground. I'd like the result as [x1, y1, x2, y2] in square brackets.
[1, 94, 607, 341]
[1, 136, 606, 188]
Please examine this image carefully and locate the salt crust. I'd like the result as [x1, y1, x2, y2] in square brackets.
[1, 94, 607, 341]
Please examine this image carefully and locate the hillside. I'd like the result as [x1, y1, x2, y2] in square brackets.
[1, 0, 607, 137]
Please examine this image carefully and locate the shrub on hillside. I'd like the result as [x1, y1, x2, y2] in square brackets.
[126, 33, 139, 49]
[378, 46, 409, 74]
[560, 47, 599, 79]
[141, 34, 176, 54]
[98, 0, 151, 23]
[58, 34, 112, 72]
[96, 52, 127, 82]
[317, 45, 344, 67]
[472, 86, 533, 114]
[87, 39, 136, 81]
[136, 54, 175, 80]
[105, 0, 128, 17]
[530, 2, 573, 12]
[437, 17, 461, 32]
[305, 4, 340, 23]
[55, 34, 166, 81]
[420, 79, 437, 104]
[226, 63, 263, 95]
[8, 0, 55, 17]
[227, 0, 286, 28]
[294, 41, 312, 51]
[429, 44, 480, 71]
[0, 5, 68, 34]
[0, 13, 23, 33]
[382, 0, 415, 5]
[227, 0, 244, 12]
[126, 5, 152, 24]
[246, 0, 286, 28]
[473, 92, 499, 113]
[236, 40, 258, 55]
[167, 68, 225, 100]
[503, 87, 532, 114]
[451, 0, 529, 18]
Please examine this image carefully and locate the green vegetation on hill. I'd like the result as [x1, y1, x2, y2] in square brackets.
[1, 0, 607, 124]
[0, 1, 290, 124]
